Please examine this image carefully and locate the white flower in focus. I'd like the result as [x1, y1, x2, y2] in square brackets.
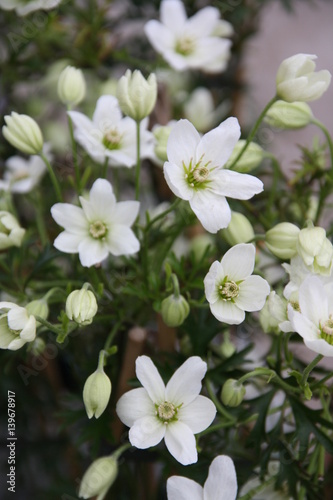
[276, 53, 331, 103]
[51, 178, 140, 267]
[0, 302, 36, 351]
[68, 95, 153, 167]
[144, 0, 232, 73]
[116, 355, 216, 465]
[0, 0, 60, 16]
[167, 455, 237, 500]
[163, 118, 263, 233]
[0, 211, 25, 250]
[288, 276, 333, 356]
[204, 243, 270, 325]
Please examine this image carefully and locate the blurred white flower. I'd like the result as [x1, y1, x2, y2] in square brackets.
[145, 0, 232, 73]
[0, 0, 61, 16]
[57, 65, 86, 107]
[0, 211, 25, 250]
[0, 302, 36, 351]
[204, 243, 270, 325]
[288, 275, 333, 356]
[2, 112, 43, 156]
[167, 455, 237, 500]
[68, 95, 154, 167]
[164, 118, 263, 233]
[276, 53, 331, 103]
[184, 87, 219, 132]
[116, 355, 216, 465]
[51, 178, 140, 267]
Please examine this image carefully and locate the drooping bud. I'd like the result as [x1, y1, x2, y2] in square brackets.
[3, 112, 43, 155]
[66, 286, 98, 325]
[221, 211, 255, 246]
[0, 211, 25, 250]
[264, 100, 312, 129]
[221, 379, 246, 407]
[117, 69, 157, 121]
[83, 368, 112, 419]
[265, 222, 300, 259]
[161, 294, 190, 327]
[79, 455, 118, 500]
[57, 65, 86, 106]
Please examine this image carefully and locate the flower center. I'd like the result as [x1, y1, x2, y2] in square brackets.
[175, 35, 195, 56]
[218, 280, 239, 301]
[102, 128, 122, 150]
[89, 220, 107, 239]
[289, 300, 300, 312]
[156, 401, 177, 424]
[320, 316, 333, 345]
[183, 155, 212, 190]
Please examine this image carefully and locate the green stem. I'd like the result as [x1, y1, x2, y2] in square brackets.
[301, 354, 324, 386]
[112, 443, 131, 460]
[206, 378, 236, 422]
[40, 152, 62, 202]
[97, 349, 107, 370]
[146, 198, 181, 230]
[104, 320, 123, 351]
[135, 120, 141, 201]
[171, 273, 180, 298]
[311, 118, 333, 172]
[67, 112, 81, 194]
[228, 96, 278, 170]
[238, 368, 276, 385]
[35, 316, 62, 335]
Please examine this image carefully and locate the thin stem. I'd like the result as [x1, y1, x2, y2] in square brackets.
[112, 443, 131, 460]
[104, 320, 123, 351]
[228, 96, 278, 170]
[40, 152, 63, 202]
[135, 120, 141, 201]
[171, 273, 180, 298]
[311, 118, 333, 171]
[146, 198, 181, 230]
[67, 112, 81, 193]
[97, 349, 107, 370]
[301, 354, 324, 387]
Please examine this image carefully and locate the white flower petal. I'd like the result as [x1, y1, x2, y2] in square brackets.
[237, 275, 270, 312]
[144, 20, 175, 53]
[288, 307, 319, 341]
[304, 338, 333, 357]
[7, 337, 26, 351]
[164, 161, 194, 201]
[160, 0, 187, 35]
[164, 421, 198, 465]
[186, 7, 219, 37]
[167, 119, 201, 168]
[107, 226, 140, 256]
[196, 117, 240, 168]
[204, 261, 225, 304]
[210, 300, 245, 325]
[135, 356, 166, 403]
[88, 179, 116, 221]
[189, 190, 231, 233]
[7, 307, 29, 330]
[298, 276, 328, 326]
[53, 231, 83, 253]
[165, 357, 207, 407]
[179, 395, 216, 433]
[213, 170, 263, 199]
[203, 455, 237, 500]
[78, 238, 109, 267]
[111, 201, 140, 226]
[116, 388, 155, 427]
[167, 476, 203, 500]
[51, 203, 87, 233]
[19, 316, 36, 342]
[129, 415, 165, 449]
[92, 95, 122, 129]
[221, 243, 255, 281]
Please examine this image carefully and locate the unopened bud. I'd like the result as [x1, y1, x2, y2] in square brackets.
[117, 69, 157, 121]
[3, 112, 43, 155]
[66, 287, 98, 325]
[58, 65, 86, 106]
[265, 222, 300, 259]
[221, 379, 246, 407]
[226, 140, 264, 173]
[83, 369, 112, 419]
[79, 455, 118, 500]
[161, 294, 190, 327]
[26, 298, 49, 323]
[264, 100, 312, 129]
[221, 211, 254, 246]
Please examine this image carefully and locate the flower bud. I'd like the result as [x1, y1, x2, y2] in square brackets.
[219, 333, 236, 358]
[161, 294, 190, 327]
[66, 287, 98, 325]
[26, 298, 49, 321]
[3, 112, 43, 155]
[297, 225, 333, 275]
[79, 455, 118, 500]
[221, 211, 254, 246]
[153, 124, 172, 163]
[264, 100, 312, 129]
[221, 379, 246, 407]
[30, 337, 46, 356]
[83, 369, 112, 419]
[0, 211, 25, 250]
[57, 65, 86, 106]
[265, 222, 300, 259]
[226, 140, 264, 173]
[117, 69, 157, 121]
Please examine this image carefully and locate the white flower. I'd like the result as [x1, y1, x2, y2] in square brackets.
[0, 145, 51, 194]
[0, 302, 36, 351]
[204, 243, 270, 325]
[116, 355, 216, 465]
[0, 211, 25, 250]
[276, 53, 331, 103]
[288, 276, 333, 356]
[144, 0, 232, 73]
[296, 225, 333, 276]
[163, 118, 263, 233]
[184, 87, 219, 132]
[51, 178, 140, 267]
[68, 95, 154, 167]
[167, 455, 237, 500]
[0, 0, 60, 16]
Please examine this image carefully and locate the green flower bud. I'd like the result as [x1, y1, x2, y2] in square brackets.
[297, 225, 333, 275]
[79, 455, 118, 500]
[66, 288, 98, 325]
[219, 334, 236, 358]
[221, 379, 246, 407]
[226, 140, 264, 173]
[161, 294, 190, 327]
[117, 69, 157, 121]
[0, 211, 25, 250]
[265, 222, 300, 259]
[2, 112, 43, 155]
[221, 211, 254, 246]
[264, 100, 312, 129]
[83, 369, 112, 419]
[26, 298, 49, 324]
[57, 65, 86, 106]
[30, 337, 46, 356]
[153, 124, 172, 163]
